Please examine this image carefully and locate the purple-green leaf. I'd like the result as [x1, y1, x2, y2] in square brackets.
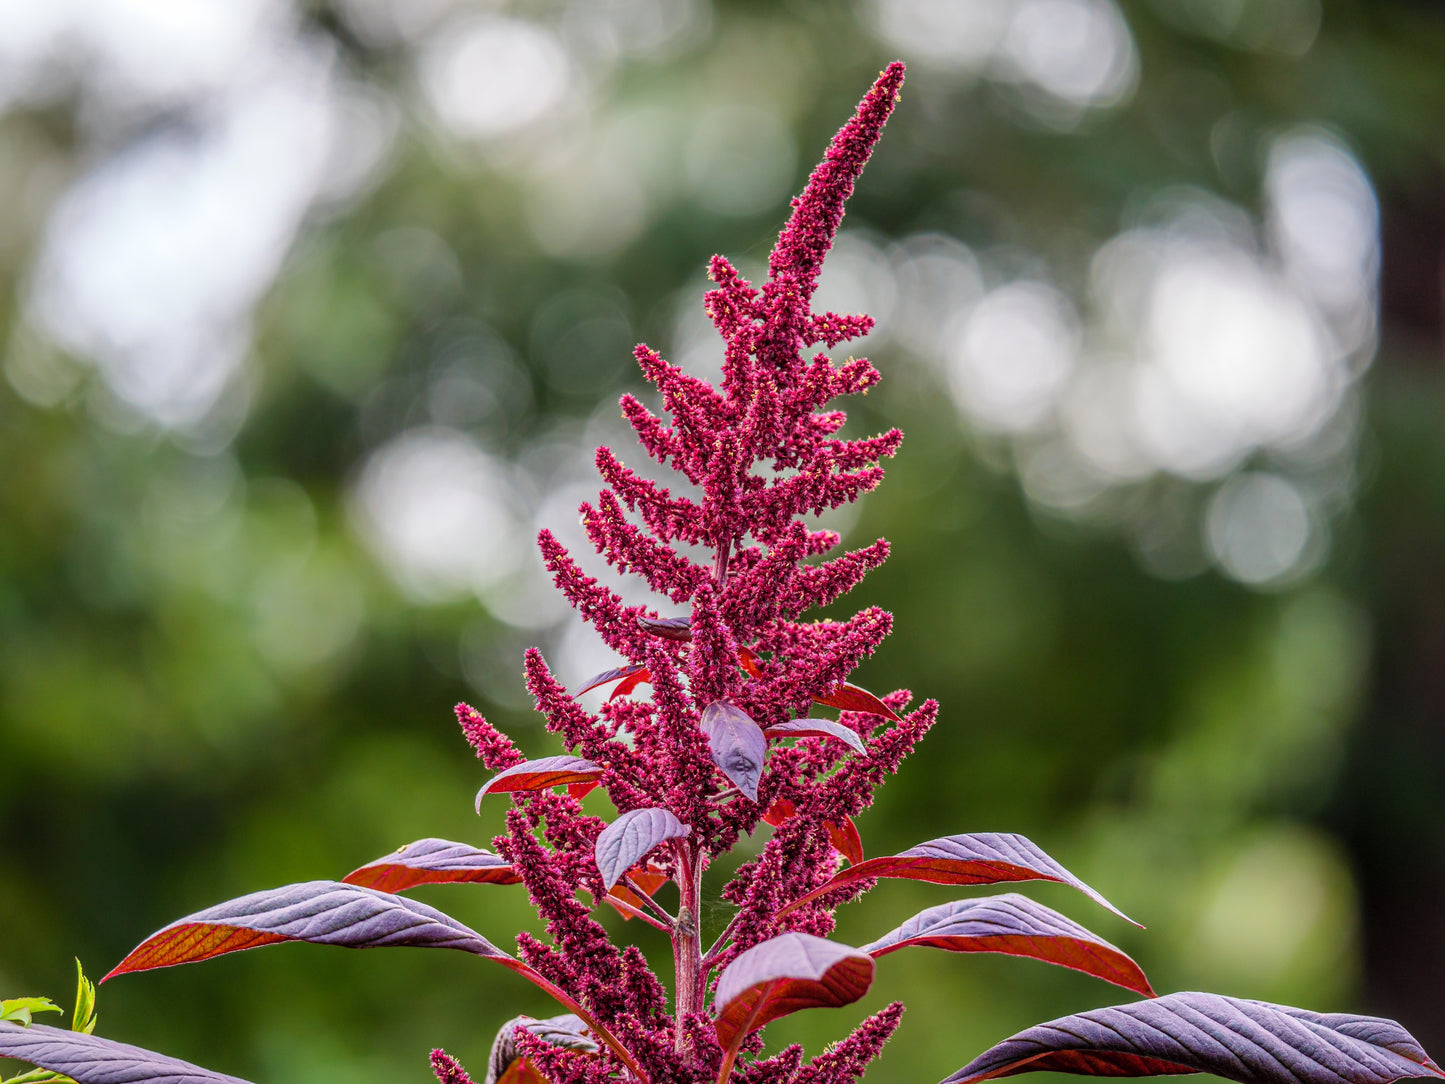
[342, 839, 521, 893]
[0, 1021, 253, 1084]
[701, 702, 766, 802]
[103, 881, 511, 979]
[486, 1014, 596, 1084]
[764, 719, 865, 754]
[777, 832, 1135, 924]
[638, 616, 693, 642]
[594, 808, 689, 890]
[475, 756, 604, 812]
[713, 933, 873, 1052]
[863, 893, 1154, 996]
[944, 991, 1444, 1084]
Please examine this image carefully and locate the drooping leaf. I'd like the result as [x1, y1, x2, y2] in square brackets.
[813, 683, 900, 722]
[342, 839, 521, 893]
[942, 991, 1444, 1084]
[778, 832, 1136, 924]
[863, 894, 1153, 996]
[0, 1022, 253, 1084]
[103, 881, 513, 979]
[573, 665, 651, 699]
[826, 816, 865, 865]
[701, 702, 766, 803]
[486, 1014, 596, 1084]
[638, 616, 693, 642]
[567, 782, 599, 801]
[713, 933, 873, 1051]
[594, 809, 690, 890]
[765, 719, 866, 754]
[475, 757, 604, 812]
[0, 1002, 61, 1028]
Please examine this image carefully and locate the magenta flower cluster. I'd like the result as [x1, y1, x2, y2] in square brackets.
[450, 61, 925, 1084]
[6, 54, 1440, 1084]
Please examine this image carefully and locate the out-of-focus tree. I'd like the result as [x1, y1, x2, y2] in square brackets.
[2, 2, 1444, 1083]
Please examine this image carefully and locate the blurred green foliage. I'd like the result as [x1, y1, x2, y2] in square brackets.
[4, 3, 1445, 1084]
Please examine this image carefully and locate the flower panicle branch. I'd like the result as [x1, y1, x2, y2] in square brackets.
[460, 60, 910, 1084]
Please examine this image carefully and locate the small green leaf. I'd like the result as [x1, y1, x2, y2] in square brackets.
[69, 962, 95, 1035]
[3, 1067, 76, 1084]
[0, 1000, 62, 1027]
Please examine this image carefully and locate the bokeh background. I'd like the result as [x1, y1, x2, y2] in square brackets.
[3, 1, 1445, 1082]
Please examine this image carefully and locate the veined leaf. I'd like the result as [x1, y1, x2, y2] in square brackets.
[475, 757, 604, 812]
[0, 1022, 252, 1084]
[101, 885, 649, 1083]
[486, 1014, 595, 1084]
[943, 991, 1443, 1084]
[777, 832, 1136, 924]
[342, 839, 521, 893]
[594, 809, 689, 891]
[103, 881, 512, 979]
[573, 665, 651, 700]
[764, 719, 865, 754]
[701, 702, 766, 803]
[863, 894, 1153, 997]
[713, 933, 873, 1051]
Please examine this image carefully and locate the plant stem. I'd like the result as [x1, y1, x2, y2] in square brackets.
[671, 841, 705, 1052]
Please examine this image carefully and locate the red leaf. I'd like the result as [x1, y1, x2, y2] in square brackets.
[826, 816, 864, 865]
[765, 719, 866, 754]
[700, 702, 766, 803]
[863, 894, 1153, 996]
[944, 991, 1443, 1084]
[496, 1061, 548, 1084]
[713, 933, 873, 1051]
[567, 781, 599, 801]
[475, 756, 604, 812]
[638, 616, 693, 642]
[602, 866, 668, 922]
[342, 839, 521, 893]
[594, 808, 690, 890]
[609, 670, 652, 700]
[573, 665, 650, 698]
[777, 832, 1136, 924]
[812, 682, 900, 722]
[0, 1022, 253, 1084]
[763, 799, 796, 827]
[737, 646, 763, 678]
[103, 881, 512, 980]
[630, 869, 668, 895]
